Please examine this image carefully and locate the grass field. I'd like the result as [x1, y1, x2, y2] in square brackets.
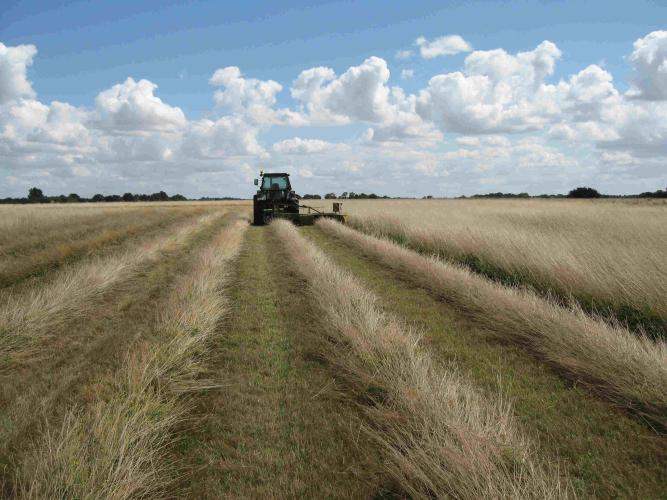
[0, 199, 665, 499]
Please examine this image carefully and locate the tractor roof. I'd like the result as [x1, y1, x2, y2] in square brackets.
[262, 172, 290, 176]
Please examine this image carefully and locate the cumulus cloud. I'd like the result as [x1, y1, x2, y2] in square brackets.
[416, 41, 563, 134]
[94, 77, 186, 132]
[626, 30, 667, 101]
[181, 116, 266, 159]
[0, 42, 37, 103]
[415, 35, 472, 58]
[272, 137, 348, 154]
[395, 49, 413, 60]
[1, 31, 666, 198]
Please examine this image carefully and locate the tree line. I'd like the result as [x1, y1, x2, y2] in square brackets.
[0, 187, 189, 204]
[1, 186, 665, 204]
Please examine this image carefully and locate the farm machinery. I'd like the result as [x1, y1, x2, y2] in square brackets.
[252, 171, 346, 226]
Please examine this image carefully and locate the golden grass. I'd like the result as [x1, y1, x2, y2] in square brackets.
[345, 199, 667, 329]
[272, 219, 566, 499]
[318, 219, 667, 428]
[15, 218, 247, 499]
[0, 208, 196, 288]
[0, 211, 226, 369]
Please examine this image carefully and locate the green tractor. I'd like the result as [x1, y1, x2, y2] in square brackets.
[252, 171, 345, 226]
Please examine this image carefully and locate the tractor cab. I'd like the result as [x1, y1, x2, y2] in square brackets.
[256, 173, 292, 192]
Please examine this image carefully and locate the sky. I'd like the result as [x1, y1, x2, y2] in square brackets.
[0, 0, 666, 198]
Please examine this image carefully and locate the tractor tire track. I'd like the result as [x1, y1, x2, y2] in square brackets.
[175, 225, 387, 499]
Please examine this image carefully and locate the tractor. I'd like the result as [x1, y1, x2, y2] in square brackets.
[252, 171, 345, 226]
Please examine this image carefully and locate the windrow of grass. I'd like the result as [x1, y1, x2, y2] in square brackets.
[15, 218, 247, 499]
[0, 207, 198, 289]
[0, 210, 226, 370]
[319, 219, 667, 430]
[272, 220, 566, 499]
[347, 203, 667, 338]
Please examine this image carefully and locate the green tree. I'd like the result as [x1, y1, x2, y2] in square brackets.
[28, 187, 44, 202]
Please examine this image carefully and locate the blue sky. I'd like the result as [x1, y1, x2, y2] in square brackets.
[1, 1, 666, 197]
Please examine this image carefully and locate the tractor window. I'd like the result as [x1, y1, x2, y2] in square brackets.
[262, 176, 289, 190]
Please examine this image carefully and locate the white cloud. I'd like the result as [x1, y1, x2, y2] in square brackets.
[272, 137, 348, 154]
[181, 116, 266, 159]
[401, 69, 414, 80]
[416, 41, 563, 134]
[395, 49, 413, 60]
[0, 42, 37, 103]
[1, 32, 666, 198]
[626, 30, 667, 100]
[94, 77, 186, 132]
[415, 35, 472, 59]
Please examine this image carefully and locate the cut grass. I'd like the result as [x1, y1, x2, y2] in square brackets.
[0, 211, 226, 370]
[0, 212, 238, 493]
[176, 225, 384, 499]
[0, 207, 200, 289]
[14, 218, 247, 498]
[273, 220, 566, 499]
[346, 199, 667, 337]
[304, 224, 667, 499]
[318, 219, 667, 430]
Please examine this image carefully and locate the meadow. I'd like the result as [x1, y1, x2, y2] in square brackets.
[0, 199, 665, 499]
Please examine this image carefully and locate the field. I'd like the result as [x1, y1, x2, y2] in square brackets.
[0, 199, 665, 499]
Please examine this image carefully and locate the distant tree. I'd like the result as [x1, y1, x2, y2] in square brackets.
[67, 193, 81, 202]
[302, 194, 322, 199]
[122, 192, 135, 202]
[28, 187, 45, 202]
[568, 187, 600, 198]
[150, 191, 169, 201]
[324, 192, 337, 199]
[340, 192, 348, 199]
[170, 194, 187, 201]
[91, 194, 105, 202]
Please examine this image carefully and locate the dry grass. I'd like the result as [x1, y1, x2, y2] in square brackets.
[15, 218, 247, 499]
[318, 219, 667, 428]
[0, 208, 197, 288]
[0, 211, 226, 369]
[345, 199, 667, 331]
[272, 219, 566, 499]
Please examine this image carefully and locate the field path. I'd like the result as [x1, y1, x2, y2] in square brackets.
[177, 226, 386, 498]
[301, 225, 667, 499]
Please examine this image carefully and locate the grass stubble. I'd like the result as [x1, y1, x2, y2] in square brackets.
[272, 219, 567, 499]
[318, 219, 667, 430]
[14, 218, 247, 498]
[0, 211, 227, 370]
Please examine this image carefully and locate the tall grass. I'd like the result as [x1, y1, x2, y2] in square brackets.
[0, 211, 225, 369]
[16, 218, 247, 499]
[345, 199, 667, 334]
[272, 220, 566, 499]
[318, 219, 667, 429]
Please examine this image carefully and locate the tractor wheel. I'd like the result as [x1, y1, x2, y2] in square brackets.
[253, 204, 264, 225]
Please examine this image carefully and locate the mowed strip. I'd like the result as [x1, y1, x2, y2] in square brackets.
[273, 221, 564, 499]
[0, 212, 238, 490]
[318, 220, 667, 429]
[14, 218, 247, 499]
[304, 223, 667, 498]
[177, 225, 384, 499]
[0, 207, 199, 289]
[0, 210, 226, 369]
